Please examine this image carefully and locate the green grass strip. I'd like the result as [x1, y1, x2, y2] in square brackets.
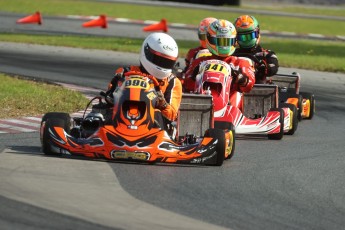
[1, 0, 345, 36]
[1, 33, 344, 73]
[0, 74, 89, 118]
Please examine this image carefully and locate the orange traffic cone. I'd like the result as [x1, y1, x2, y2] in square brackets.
[16, 11, 42, 25]
[143, 19, 168, 33]
[82, 15, 107, 28]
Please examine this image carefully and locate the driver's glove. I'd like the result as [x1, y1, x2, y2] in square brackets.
[232, 67, 248, 87]
[155, 91, 168, 110]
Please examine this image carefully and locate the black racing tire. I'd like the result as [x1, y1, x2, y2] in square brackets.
[204, 128, 225, 166]
[280, 103, 298, 135]
[267, 108, 284, 140]
[214, 121, 235, 160]
[41, 112, 71, 127]
[41, 113, 71, 156]
[40, 112, 71, 144]
[300, 92, 315, 120]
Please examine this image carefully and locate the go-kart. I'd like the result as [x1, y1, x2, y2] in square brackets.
[192, 59, 298, 139]
[40, 72, 234, 166]
[268, 72, 315, 120]
[234, 53, 314, 121]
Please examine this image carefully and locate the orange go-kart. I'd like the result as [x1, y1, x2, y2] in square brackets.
[268, 72, 315, 120]
[40, 72, 235, 166]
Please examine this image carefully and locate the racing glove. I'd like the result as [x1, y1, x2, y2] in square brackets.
[104, 72, 124, 105]
[232, 67, 248, 87]
[255, 60, 268, 83]
[155, 90, 168, 110]
[106, 73, 123, 94]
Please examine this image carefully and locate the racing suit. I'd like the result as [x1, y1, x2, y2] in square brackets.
[233, 45, 279, 84]
[107, 65, 182, 122]
[184, 46, 203, 72]
[183, 54, 255, 111]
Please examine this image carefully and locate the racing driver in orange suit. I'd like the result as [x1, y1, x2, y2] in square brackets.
[106, 32, 182, 125]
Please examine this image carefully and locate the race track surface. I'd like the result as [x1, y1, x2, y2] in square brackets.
[0, 5, 345, 229]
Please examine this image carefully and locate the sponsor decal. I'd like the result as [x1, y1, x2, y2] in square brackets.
[147, 91, 157, 100]
[111, 150, 150, 161]
[190, 151, 217, 164]
[127, 125, 138, 130]
[163, 45, 175, 52]
[220, 28, 229, 33]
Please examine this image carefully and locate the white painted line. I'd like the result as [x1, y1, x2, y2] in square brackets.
[4, 119, 41, 127]
[0, 124, 37, 132]
[336, 35, 345, 40]
[308, 33, 325, 38]
[280, 31, 297, 35]
[24, 116, 42, 122]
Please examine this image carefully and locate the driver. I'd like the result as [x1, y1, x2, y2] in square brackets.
[106, 32, 182, 123]
[184, 19, 255, 110]
[233, 15, 279, 84]
[184, 17, 217, 72]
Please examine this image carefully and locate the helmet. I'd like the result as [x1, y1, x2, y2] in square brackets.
[206, 19, 237, 57]
[198, 17, 217, 48]
[234, 15, 260, 49]
[140, 32, 178, 80]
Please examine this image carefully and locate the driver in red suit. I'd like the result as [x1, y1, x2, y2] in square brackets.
[184, 19, 255, 111]
[184, 17, 217, 72]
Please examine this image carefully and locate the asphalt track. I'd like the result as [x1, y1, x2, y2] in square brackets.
[1, 9, 345, 230]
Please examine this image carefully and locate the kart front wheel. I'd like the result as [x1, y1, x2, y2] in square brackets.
[267, 108, 284, 140]
[214, 121, 235, 160]
[281, 103, 298, 135]
[225, 123, 235, 160]
[40, 112, 71, 145]
[300, 92, 315, 120]
[41, 114, 71, 155]
[287, 93, 303, 121]
[204, 128, 226, 166]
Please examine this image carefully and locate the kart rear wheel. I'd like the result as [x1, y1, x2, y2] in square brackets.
[281, 103, 298, 135]
[267, 108, 284, 140]
[300, 92, 315, 120]
[204, 128, 225, 166]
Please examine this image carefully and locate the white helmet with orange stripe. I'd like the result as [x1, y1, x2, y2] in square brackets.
[140, 32, 179, 80]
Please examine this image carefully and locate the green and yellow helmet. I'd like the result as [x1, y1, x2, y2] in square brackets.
[234, 15, 260, 49]
[206, 19, 237, 57]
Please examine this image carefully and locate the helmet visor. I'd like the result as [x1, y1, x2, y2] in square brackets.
[144, 44, 177, 69]
[207, 33, 217, 45]
[217, 37, 236, 47]
[237, 30, 259, 42]
[198, 33, 206, 41]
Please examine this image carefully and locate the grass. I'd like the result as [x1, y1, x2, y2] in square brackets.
[243, 5, 345, 17]
[0, 0, 345, 36]
[1, 33, 344, 73]
[0, 74, 89, 119]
